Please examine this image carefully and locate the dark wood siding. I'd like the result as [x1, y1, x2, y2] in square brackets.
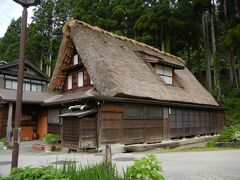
[80, 117, 97, 148]
[62, 114, 97, 149]
[62, 117, 80, 148]
[100, 102, 164, 145]
[100, 102, 224, 145]
[63, 68, 93, 93]
[100, 103, 123, 144]
[0, 105, 8, 138]
[48, 124, 61, 135]
[169, 108, 224, 138]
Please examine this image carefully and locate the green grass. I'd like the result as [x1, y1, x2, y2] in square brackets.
[62, 162, 120, 180]
[0, 157, 166, 180]
[3, 166, 68, 180]
[2, 162, 121, 180]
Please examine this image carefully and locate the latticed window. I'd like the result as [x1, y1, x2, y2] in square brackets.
[123, 104, 163, 119]
[48, 109, 61, 124]
[170, 108, 219, 129]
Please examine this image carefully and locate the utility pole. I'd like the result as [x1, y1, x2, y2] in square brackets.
[11, 0, 40, 169]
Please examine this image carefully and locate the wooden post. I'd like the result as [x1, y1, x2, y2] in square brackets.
[97, 105, 101, 148]
[105, 145, 112, 169]
[6, 103, 13, 146]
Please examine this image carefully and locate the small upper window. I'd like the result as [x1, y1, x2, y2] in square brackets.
[73, 54, 78, 65]
[31, 84, 37, 92]
[24, 83, 31, 91]
[67, 74, 72, 89]
[12, 81, 17, 89]
[5, 80, 17, 89]
[155, 64, 173, 84]
[36, 85, 42, 92]
[78, 71, 83, 87]
[90, 78, 94, 85]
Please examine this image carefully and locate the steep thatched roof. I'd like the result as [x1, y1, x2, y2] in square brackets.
[49, 20, 219, 106]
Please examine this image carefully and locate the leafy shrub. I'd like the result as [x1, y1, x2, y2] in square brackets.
[205, 138, 218, 148]
[222, 98, 240, 126]
[62, 162, 120, 180]
[205, 125, 240, 147]
[4, 166, 69, 180]
[43, 133, 61, 144]
[0, 138, 7, 146]
[124, 154, 164, 180]
[218, 125, 240, 143]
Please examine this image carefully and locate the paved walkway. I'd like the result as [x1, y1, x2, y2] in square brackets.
[0, 142, 240, 180]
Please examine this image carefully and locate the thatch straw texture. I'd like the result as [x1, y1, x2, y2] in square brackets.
[49, 20, 218, 106]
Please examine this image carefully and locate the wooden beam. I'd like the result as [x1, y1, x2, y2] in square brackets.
[6, 103, 13, 145]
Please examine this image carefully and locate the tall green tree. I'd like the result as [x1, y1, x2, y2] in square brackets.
[0, 18, 21, 61]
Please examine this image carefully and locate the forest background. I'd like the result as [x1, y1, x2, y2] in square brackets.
[0, 0, 240, 125]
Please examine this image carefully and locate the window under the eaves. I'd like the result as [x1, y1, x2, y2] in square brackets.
[155, 64, 173, 84]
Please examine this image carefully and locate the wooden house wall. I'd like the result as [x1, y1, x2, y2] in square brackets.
[100, 102, 166, 145]
[169, 108, 224, 138]
[79, 116, 97, 148]
[0, 104, 8, 138]
[63, 68, 93, 93]
[47, 108, 64, 136]
[100, 102, 224, 145]
[100, 102, 123, 144]
[37, 111, 48, 139]
[48, 124, 61, 135]
[61, 115, 97, 149]
[62, 117, 79, 148]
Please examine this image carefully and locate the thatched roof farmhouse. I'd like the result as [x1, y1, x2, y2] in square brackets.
[0, 20, 222, 149]
[49, 20, 219, 107]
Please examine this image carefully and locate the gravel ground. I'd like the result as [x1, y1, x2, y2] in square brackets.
[0, 141, 240, 180]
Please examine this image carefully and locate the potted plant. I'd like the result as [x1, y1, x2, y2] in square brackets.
[43, 133, 61, 152]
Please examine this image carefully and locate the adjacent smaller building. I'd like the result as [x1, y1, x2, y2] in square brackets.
[0, 60, 52, 141]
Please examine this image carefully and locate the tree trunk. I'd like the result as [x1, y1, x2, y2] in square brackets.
[223, 0, 227, 21]
[187, 45, 192, 72]
[238, 57, 240, 86]
[234, 0, 240, 19]
[161, 27, 165, 52]
[234, 56, 239, 89]
[223, 0, 237, 88]
[202, 13, 212, 92]
[229, 52, 238, 89]
[229, 52, 235, 87]
[210, 2, 221, 100]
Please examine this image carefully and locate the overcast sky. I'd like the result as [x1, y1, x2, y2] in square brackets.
[0, 0, 34, 38]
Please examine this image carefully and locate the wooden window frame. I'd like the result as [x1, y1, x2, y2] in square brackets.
[73, 54, 79, 65]
[67, 74, 72, 89]
[78, 71, 84, 87]
[123, 104, 163, 120]
[155, 64, 173, 85]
